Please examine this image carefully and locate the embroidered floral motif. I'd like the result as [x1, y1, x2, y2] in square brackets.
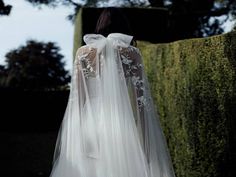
[120, 47, 143, 77]
[77, 51, 96, 78]
[131, 76, 143, 88]
[118, 47, 152, 110]
[137, 96, 147, 107]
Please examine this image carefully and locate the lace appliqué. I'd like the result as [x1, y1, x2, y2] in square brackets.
[132, 75, 152, 111]
[120, 48, 143, 77]
[119, 47, 150, 111]
[77, 51, 96, 79]
[131, 76, 145, 107]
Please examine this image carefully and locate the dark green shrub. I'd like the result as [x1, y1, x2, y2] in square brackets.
[138, 31, 236, 177]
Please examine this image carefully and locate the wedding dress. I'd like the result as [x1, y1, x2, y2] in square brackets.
[49, 33, 175, 177]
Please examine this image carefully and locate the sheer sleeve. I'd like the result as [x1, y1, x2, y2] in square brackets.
[119, 46, 176, 177]
[118, 46, 147, 158]
[119, 46, 144, 105]
[74, 46, 99, 105]
[75, 46, 97, 78]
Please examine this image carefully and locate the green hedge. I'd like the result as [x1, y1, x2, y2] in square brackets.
[138, 31, 236, 177]
[73, 9, 83, 58]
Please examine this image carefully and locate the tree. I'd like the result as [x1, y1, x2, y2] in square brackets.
[25, 0, 149, 22]
[25, 0, 147, 7]
[2, 40, 71, 91]
[0, 65, 7, 88]
[0, 0, 12, 15]
[151, 0, 236, 39]
[25, 0, 236, 39]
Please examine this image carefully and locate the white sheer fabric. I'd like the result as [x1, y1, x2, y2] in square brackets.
[49, 33, 176, 177]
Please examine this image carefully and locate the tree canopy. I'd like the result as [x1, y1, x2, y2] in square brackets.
[162, 0, 236, 39]
[0, 0, 12, 15]
[1, 40, 71, 91]
[1, 0, 236, 39]
[24, 0, 236, 38]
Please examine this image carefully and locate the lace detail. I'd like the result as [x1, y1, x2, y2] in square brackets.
[119, 47, 142, 77]
[76, 45, 152, 111]
[76, 47, 96, 79]
[118, 46, 151, 110]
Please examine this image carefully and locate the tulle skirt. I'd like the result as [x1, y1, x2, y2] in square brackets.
[49, 95, 150, 177]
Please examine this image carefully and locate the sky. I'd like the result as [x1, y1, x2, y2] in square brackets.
[0, 1, 235, 74]
[0, 1, 74, 73]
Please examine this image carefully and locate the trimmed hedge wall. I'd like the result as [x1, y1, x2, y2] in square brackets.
[138, 31, 236, 177]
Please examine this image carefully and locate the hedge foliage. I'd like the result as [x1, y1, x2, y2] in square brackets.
[73, 9, 83, 58]
[138, 31, 236, 177]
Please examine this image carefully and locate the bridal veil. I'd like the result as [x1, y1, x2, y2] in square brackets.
[49, 33, 176, 177]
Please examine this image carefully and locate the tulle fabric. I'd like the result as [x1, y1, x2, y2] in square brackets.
[49, 33, 176, 177]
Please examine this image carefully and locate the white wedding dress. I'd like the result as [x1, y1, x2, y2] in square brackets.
[49, 33, 176, 177]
